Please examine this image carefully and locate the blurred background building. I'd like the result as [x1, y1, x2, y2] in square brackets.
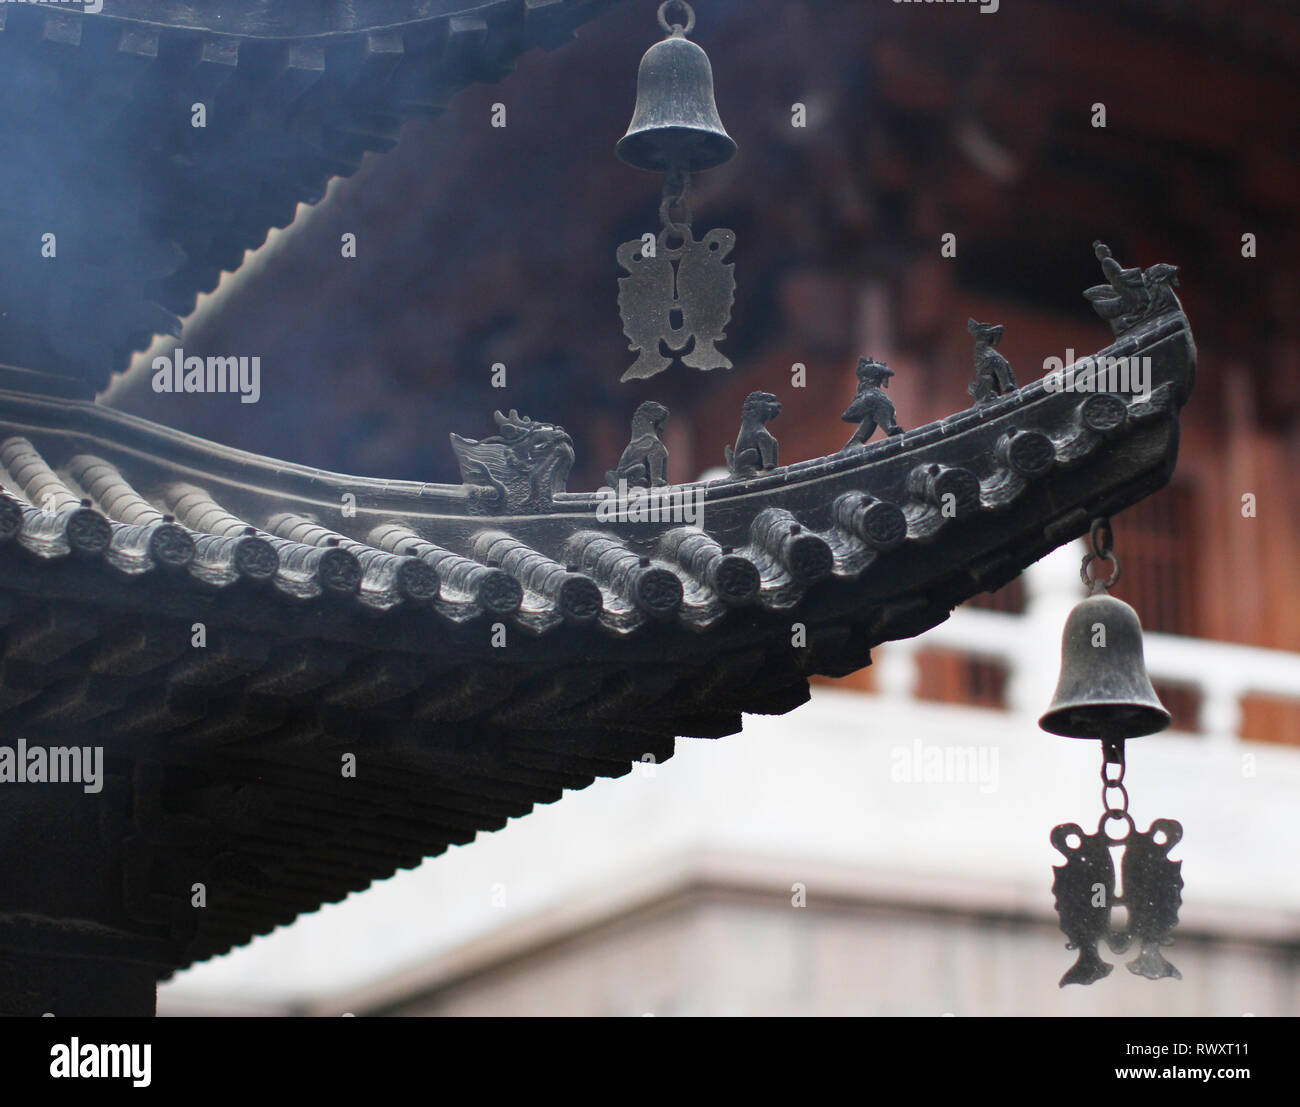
[117, 0, 1300, 1014]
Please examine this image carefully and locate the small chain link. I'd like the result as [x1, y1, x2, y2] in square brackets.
[1089, 518, 1114, 559]
[659, 167, 693, 237]
[1100, 738, 1129, 819]
[1080, 515, 1122, 590]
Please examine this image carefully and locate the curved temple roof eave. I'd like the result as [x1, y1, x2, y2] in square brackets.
[0, 298, 1192, 518]
[0, 300, 1194, 641]
[0, 292, 1195, 974]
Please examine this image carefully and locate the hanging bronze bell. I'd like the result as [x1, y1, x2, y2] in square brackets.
[1039, 592, 1171, 741]
[616, 26, 737, 173]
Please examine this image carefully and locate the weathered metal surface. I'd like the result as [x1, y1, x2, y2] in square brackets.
[1044, 523, 1182, 989]
[1040, 592, 1171, 741]
[617, 225, 737, 381]
[1051, 808, 1184, 986]
[616, 2, 736, 174]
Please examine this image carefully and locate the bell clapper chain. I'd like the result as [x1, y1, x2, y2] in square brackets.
[1042, 518, 1185, 987]
[615, 0, 738, 383]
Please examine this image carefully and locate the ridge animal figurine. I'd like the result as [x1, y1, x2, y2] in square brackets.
[606, 400, 670, 488]
[967, 319, 1017, 404]
[840, 357, 903, 452]
[1085, 242, 1181, 338]
[450, 410, 575, 514]
[725, 391, 782, 478]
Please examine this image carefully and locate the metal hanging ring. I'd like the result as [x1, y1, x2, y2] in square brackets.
[1101, 781, 1130, 814]
[658, 0, 696, 35]
[1100, 810, 1135, 844]
[1080, 550, 1121, 590]
[1080, 516, 1121, 589]
[1088, 517, 1114, 560]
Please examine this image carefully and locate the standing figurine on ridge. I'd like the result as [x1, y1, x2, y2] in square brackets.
[725, 391, 782, 478]
[840, 357, 903, 452]
[967, 318, 1017, 405]
[605, 400, 670, 488]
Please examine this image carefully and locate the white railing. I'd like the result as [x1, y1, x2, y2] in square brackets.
[874, 541, 1300, 747]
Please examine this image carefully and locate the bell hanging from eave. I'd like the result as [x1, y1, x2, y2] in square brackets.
[617, 1, 737, 173]
[1039, 590, 1171, 741]
[1041, 518, 1184, 989]
[613, 1, 739, 383]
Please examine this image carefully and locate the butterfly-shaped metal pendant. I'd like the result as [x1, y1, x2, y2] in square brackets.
[617, 225, 735, 382]
[1050, 814, 1183, 987]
